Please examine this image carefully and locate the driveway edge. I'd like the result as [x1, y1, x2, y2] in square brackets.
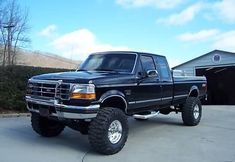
[0, 113, 31, 118]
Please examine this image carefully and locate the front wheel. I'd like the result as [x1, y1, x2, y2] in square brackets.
[88, 107, 128, 155]
[182, 97, 202, 126]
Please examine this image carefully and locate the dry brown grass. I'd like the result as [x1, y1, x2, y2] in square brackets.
[15, 49, 81, 69]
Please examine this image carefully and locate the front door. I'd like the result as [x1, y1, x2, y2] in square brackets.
[130, 55, 162, 109]
[154, 56, 173, 106]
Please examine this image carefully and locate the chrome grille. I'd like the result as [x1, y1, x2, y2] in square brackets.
[27, 80, 71, 100]
[56, 84, 71, 99]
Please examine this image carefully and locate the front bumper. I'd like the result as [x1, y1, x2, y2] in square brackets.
[25, 96, 99, 119]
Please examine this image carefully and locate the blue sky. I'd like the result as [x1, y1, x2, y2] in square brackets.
[20, 0, 235, 67]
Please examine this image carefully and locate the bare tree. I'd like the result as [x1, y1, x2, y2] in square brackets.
[0, 0, 30, 66]
[0, 0, 5, 65]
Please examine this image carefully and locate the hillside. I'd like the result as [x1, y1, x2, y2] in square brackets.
[15, 50, 81, 69]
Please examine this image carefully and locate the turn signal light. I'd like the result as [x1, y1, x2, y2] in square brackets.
[70, 93, 96, 100]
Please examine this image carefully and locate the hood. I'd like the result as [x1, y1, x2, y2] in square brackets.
[31, 71, 134, 84]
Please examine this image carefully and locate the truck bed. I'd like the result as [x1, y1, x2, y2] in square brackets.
[172, 76, 207, 105]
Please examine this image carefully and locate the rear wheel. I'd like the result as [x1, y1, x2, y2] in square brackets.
[182, 97, 202, 126]
[31, 113, 65, 137]
[88, 107, 128, 155]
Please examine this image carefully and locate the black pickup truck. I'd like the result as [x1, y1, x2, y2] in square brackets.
[26, 51, 207, 155]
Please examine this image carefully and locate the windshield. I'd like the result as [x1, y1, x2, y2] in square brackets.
[79, 53, 137, 73]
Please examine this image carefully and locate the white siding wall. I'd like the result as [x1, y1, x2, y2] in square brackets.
[174, 51, 235, 76]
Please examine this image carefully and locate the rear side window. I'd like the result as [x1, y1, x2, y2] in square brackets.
[154, 57, 171, 81]
[140, 55, 156, 72]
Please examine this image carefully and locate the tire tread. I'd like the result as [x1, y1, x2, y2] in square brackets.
[88, 107, 128, 155]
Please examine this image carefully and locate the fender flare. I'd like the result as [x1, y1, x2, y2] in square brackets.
[98, 90, 127, 113]
[188, 85, 199, 97]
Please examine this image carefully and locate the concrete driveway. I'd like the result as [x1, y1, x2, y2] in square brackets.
[0, 106, 235, 162]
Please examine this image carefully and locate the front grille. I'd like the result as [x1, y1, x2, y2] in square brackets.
[56, 84, 71, 99]
[27, 81, 71, 100]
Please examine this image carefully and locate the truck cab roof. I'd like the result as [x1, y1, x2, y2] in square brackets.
[91, 51, 166, 58]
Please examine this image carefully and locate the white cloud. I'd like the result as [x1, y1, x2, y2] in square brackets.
[39, 24, 58, 38]
[213, 30, 235, 52]
[214, 0, 235, 23]
[116, 0, 182, 9]
[51, 29, 130, 60]
[157, 2, 203, 25]
[178, 29, 220, 42]
[178, 29, 235, 53]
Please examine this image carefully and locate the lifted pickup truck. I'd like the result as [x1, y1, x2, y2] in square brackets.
[26, 51, 207, 155]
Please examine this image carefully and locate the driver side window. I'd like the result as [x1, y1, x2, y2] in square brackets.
[140, 55, 156, 72]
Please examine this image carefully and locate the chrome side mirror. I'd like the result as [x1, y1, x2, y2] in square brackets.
[147, 70, 159, 77]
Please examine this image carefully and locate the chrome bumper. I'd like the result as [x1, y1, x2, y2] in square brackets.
[25, 96, 99, 119]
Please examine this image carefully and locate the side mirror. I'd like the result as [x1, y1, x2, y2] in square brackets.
[147, 70, 159, 77]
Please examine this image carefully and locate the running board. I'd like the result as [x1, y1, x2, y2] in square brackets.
[133, 111, 159, 119]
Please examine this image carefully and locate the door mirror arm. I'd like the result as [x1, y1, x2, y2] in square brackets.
[136, 72, 146, 83]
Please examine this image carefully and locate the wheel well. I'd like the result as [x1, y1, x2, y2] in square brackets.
[189, 89, 198, 97]
[101, 96, 127, 112]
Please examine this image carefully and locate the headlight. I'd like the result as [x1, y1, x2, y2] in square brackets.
[70, 84, 96, 100]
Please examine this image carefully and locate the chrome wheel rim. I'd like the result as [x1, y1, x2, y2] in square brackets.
[108, 120, 122, 144]
[193, 104, 200, 119]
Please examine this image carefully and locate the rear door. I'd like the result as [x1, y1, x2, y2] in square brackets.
[153, 56, 173, 105]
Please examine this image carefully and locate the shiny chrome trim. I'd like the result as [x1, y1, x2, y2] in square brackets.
[26, 96, 100, 110]
[131, 53, 138, 74]
[28, 79, 71, 100]
[193, 104, 200, 119]
[174, 94, 188, 98]
[57, 112, 97, 119]
[55, 103, 100, 110]
[147, 70, 159, 77]
[108, 120, 123, 144]
[174, 81, 206, 84]
[135, 98, 161, 104]
[163, 96, 173, 100]
[96, 83, 137, 88]
[128, 101, 136, 104]
[27, 108, 97, 119]
[139, 83, 161, 86]
[101, 95, 128, 113]
[28, 79, 60, 84]
[128, 96, 173, 104]
[26, 96, 55, 106]
[28, 79, 97, 101]
[26, 96, 99, 119]
[138, 83, 173, 86]
[188, 86, 199, 97]
[133, 111, 159, 119]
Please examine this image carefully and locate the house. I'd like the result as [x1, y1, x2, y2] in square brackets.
[173, 50, 235, 105]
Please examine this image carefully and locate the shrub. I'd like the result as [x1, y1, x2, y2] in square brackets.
[0, 65, 70, 112]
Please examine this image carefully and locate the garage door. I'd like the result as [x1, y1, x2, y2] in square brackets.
[196, 66, 235, 105]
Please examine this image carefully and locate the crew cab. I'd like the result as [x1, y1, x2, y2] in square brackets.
[26, 51, 207, 155]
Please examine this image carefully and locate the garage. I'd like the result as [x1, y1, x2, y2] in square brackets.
[196, 65, 235, 105]
[173, 50, 235, 105]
